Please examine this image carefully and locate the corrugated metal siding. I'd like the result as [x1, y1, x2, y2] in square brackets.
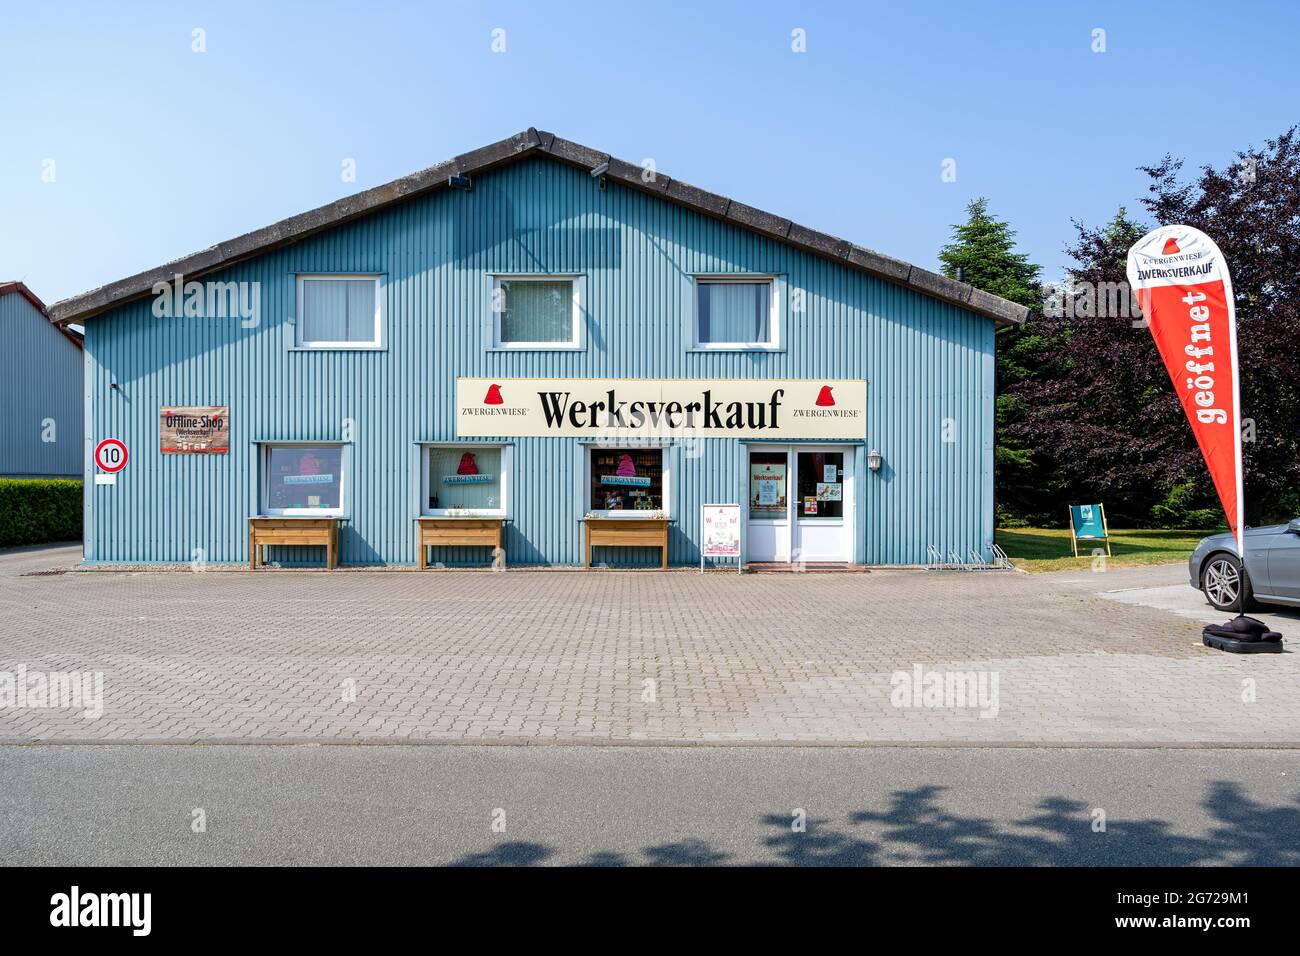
[84, 156, 994, 565]
[0, 293, 83, 476]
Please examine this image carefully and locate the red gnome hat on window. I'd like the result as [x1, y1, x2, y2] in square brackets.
[615, 453, 637, 477]
[815, 385, 835, 407]
[456, 452, 479, 476]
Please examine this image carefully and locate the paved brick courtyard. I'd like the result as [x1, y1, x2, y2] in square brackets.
[0, 548, 1296, 745]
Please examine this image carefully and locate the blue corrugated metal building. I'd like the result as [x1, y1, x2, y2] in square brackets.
[49, 129, 1027, 568]
[1, 282, 84, 478]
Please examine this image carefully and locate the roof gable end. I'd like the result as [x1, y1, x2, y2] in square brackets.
[1, 281, 84, 349]
[48, 129, 1029, 327]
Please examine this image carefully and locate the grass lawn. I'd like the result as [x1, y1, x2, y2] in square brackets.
[995, 527, 1222, 573]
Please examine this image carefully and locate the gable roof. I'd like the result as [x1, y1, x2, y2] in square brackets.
[1, 281, 84, 349]
[49, 128, 1030, 327]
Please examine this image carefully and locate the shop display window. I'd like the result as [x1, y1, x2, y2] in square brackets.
[262, 444, 345, 515]
[425, 446, 506, 515]
[589, 447, 664, 514]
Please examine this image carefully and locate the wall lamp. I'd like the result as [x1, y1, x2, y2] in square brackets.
[447, 174, 473, 191]
[867, 448, 883, 473]
[590, 162, 609, 190]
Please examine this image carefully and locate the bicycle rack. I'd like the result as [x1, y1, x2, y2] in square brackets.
[924, 542, 1014, 571]
[987, 541, 1012, 570]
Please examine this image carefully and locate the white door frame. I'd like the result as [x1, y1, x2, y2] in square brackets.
[743, 444, 855, 564]
[744, 444, 792, 563]
[792, 445, 854, 563]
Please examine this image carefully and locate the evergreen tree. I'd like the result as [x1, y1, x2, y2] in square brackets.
[1011, 207, 1178, 525]
[938, 198, 1045, 520]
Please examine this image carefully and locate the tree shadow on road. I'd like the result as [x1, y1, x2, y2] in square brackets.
[454, 841, 554, 866]
[450, 779, 1300, 866]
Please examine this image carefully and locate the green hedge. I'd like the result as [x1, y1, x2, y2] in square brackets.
[0, 479, 83, 547]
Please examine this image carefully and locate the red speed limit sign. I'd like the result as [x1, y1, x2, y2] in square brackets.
[94, 438, 129, 473]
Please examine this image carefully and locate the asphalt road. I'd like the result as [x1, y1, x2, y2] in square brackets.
[2, 745, 1296, 866]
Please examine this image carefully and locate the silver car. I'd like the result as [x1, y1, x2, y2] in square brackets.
[1189, 518, 1300, 612]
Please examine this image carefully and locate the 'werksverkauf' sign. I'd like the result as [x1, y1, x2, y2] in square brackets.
[160, 406, 230, 454]
[455, 379, 867, 440]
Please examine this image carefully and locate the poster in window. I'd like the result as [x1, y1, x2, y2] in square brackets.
[816, 482, 842, 502]
[442, 451, 495, 484]
[749, 458, 786, 518]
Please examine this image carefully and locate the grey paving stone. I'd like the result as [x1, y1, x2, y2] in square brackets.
[0, 564, 1295, 744]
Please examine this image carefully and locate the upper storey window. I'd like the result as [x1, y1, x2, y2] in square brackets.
[693, 277, 779, 350]
[491, 275, 584, 349]
[296, 275, 382, 349]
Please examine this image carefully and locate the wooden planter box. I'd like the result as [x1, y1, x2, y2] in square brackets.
[416, 517, 505, 569]
[248, 517, 340, 569]
[583, 517, 670, 569]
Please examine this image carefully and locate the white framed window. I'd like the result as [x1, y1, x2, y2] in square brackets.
[422, 444, 510, 517]
[692, 275, 781, 350]
[491, 274, 584, 349]
[586, 446, 669, 517]
[260, 443, 347, 516]
[296, 274, 383, 349]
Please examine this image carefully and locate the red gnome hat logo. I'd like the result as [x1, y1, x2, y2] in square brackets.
[815, 385, 836, 407]
[483, 383, 503, 405]
[1161, 237, 1181, 255]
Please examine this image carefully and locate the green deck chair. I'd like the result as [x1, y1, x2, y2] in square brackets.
[1069, 503, 1111, 557]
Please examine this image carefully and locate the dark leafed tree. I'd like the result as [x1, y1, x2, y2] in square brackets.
[938, 198, 1045, 520]
[1013, 127, 1300, 526]
[1141, 128, 1300, 524]
[1010, 208, 1182, 525]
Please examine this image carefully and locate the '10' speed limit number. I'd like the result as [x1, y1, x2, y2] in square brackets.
[94, 438, 129, 473]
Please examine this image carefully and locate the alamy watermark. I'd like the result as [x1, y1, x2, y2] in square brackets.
[152, 274, 260, 328]
[890, 665, 999, 718]
[50, 886, 150, 936]
[0, 665, 103, 719]
[1042, 279, 1144, 324]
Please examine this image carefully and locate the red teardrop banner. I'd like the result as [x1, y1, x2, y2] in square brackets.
[1126, 225, 1243, 554]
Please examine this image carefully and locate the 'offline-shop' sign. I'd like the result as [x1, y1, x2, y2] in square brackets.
[160, 406, 229, 454]
[456, 378, 866, 440]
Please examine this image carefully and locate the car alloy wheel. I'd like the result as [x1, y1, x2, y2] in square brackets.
[1203, 557, 1240, 610]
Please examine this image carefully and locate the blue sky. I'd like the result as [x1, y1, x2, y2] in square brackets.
[2, 0, 1295, 304]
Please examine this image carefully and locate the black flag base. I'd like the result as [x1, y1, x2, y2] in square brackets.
[1203, 615, 1284, 653]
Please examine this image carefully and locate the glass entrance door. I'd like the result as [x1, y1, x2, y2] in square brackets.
[745, 446, 854, 564]
[746, 447, 790, 562]
[793, 448, 851, 562]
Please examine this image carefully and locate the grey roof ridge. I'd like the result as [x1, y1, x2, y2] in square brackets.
[49, 127, 1028, 327]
